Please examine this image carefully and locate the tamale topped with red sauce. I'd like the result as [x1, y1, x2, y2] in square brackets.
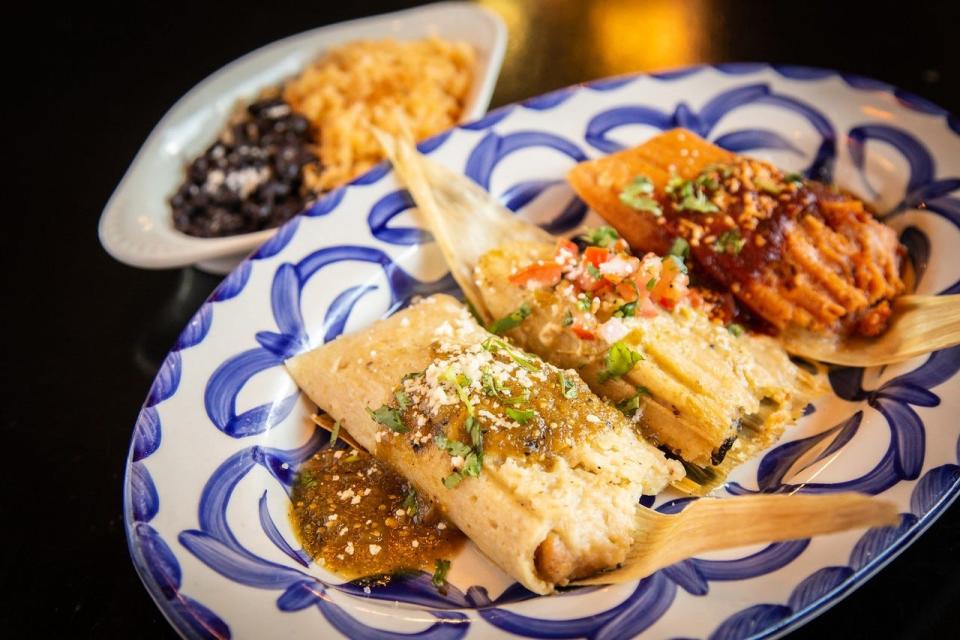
[568, 129, 906, 337]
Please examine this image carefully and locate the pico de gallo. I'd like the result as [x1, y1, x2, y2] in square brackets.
[507, 226, 705, 342]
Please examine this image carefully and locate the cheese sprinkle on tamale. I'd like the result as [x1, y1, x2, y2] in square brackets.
[285, 294, 683, 594]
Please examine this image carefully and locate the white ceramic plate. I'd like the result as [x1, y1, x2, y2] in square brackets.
[99, 1, 506, 274]
[124, 64, 960, 639]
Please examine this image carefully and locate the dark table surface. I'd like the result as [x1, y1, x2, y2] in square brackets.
[6, 0, 959, 636]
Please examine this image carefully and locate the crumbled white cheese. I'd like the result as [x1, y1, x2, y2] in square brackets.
[369, 544, 382, 556]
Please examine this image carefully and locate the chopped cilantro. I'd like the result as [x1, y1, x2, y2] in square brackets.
[488, 302, 532, 335]
[580, 226, 620, 248]
[558, 372, 578, 399]
[599, 341, 643, 382]
[616, 386, 650, 417]
[441, 367, 474, 416]
[646, 277, 657, 291]
[299, 470, 317, 488]
[443, 472, 463, 489]
[714, 230, 745, 255]
[500, 389, 530, 405]
[481, 370, 501, 396]
[462, 451, 482, 477]
[784, 172, 804, 185]
[665, 174, 686, 195]
[586, 263, 602, 278]
[667, 254, 688, 274]
[367, 405, 406, 432]
[394, 390, 410, 412]
[329, 419, 341, 446]
[678, 190, 719, 213]
[577, 296, 592, 311]
[755, 177, 782, 195]
[668, 237, 690, 259]
[614, 301, 637, 318]
[401, 371, 423, 382]
[619, 175, 662, 215]
[466, 415, 484, 451]
[727, 323, 745, 337]
[562, 310, 574, 327]
[435, 434, 472, 458]
[432, 559, 452, 588]
[505, 407, 536, 424]
[482, 337, 540, 371]
[667, 173, 718, 213]
[401, 489, 418, 515]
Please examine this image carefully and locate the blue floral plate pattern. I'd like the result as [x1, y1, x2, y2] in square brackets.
[124, 64, 960, 639]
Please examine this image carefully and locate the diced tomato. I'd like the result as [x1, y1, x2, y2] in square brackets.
[616, 281, 639, 302]
[509, 263, 563, 288]
[570, 324, 596, 340]
[636, 297, 659, 318]
[582, 246, 611, 268]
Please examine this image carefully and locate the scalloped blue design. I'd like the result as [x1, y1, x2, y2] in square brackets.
[125, 64, 960, 639]
[369, 190, 432, 245]
[132, 407, 161, 461]
[464, 130, 588, 232]
[583, 82, 835, 180]
[176, 304, 213, 350]
[710, 604, 793, 640]
[212, 262, 251, 301]
[306, 186, 346, 217]
[146, 351, 181, 408]
[253, 216, 300, 260]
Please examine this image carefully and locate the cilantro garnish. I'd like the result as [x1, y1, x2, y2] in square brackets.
[394, 390, 410, 412]
[619, 175, 662, 216]
[669, 237, 690, 259]
[481, 370, 501, 396]
[441, 368, 474, 416]
[432, 559, 452, 589]
[329, 419, 341, 446]
[667, 254, 688, 274]
[726, 323, 745, 337]
[666, 172, 719, 213]
[482, 337, 540, 371]
[299, 470, 317, 488]
[755, 178, 782, 195]
[714, 230, 745, 255]
[614, 301, 637, 318]
[616, 387, 650, 417]
[580, 226, 620, 248]
[488, 302, 532, 335]
[679, 190, 719, 213]
[577, 296, 592, 311]
[435, 434, 472, 458]
[462, 451, 482, 477]
[586, 263, 602, 279]
[505, 407, 536, 424]
[367, 405, 406, 432]
[443, 472, 462, 489]
[401, 489, 418, 515]
[558, 371, 578, 399]
[562, 310, 574, 327]
[784, 172, 804, 185]
[599, 341, 643, 382]
[646, 277, 657, 291]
